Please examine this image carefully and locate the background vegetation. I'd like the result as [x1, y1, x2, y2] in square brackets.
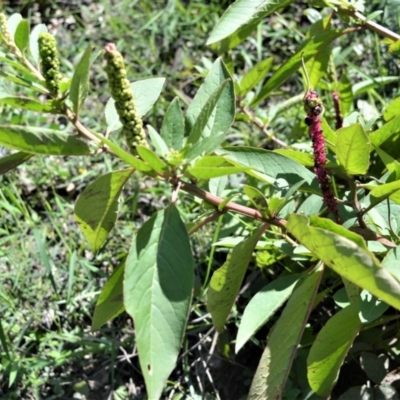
[1, 0, 400, 399]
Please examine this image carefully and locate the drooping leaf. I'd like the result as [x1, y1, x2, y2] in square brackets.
[124, 205, 193, 400]
[249, 265, 323, 400]
[286, 214, 400, 310]
[0, 97, 57, 113]
[236, 274, 300, 353]
[29, 23, 47, 65]
[75, 169, 133, 253]
[336, 123, 370, 175]
[207, 225, 266, 333]
[207, 0, 292, 46]
[252, 29, 343, 106]
[0, 151, 33, 174]
[186, 58, 235, 141]
[160, 97, 185, 150]
[105, 78, 165, 133]
[187, 155, 249, 179]
[92, 261, 125, 331]
[217, 146, 315, 188]
[238, 57, 273, 97]
[14, 19, 29, 52]
[0, 125, 90, 155]
[69, 46, 93, 115]
[307, 304, 362, 397]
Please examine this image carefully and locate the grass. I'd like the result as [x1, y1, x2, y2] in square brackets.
[1, 0, 400, 398]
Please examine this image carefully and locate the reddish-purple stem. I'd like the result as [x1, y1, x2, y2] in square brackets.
[332, 91, 343, 130]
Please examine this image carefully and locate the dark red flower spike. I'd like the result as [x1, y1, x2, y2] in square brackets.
[302, 55, 341, 223]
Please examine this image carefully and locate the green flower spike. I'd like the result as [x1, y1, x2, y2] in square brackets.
[104, 43, 147, 153]
[0, 13, 19, 54]
[38, 32, 62, 97]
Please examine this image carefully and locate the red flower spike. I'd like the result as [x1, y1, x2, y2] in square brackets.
[304, 91, 341, 224]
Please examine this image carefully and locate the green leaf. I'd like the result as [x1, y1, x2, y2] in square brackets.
[274, 149, 314, 167]
[0, 96, 57, 113]
[124, 205, 193, 400]
[75, 169, 133, 253]
[286, 214, 400, 311]
[186, 58, 235, 141]
[92, 261, 125, 331]
[337, 74, 353, 116]
[383, 97, 400, 122]
[238, 57, 273, 96]
[69, 46, 93, 115]
[303, 41, 331, 90]
[160, 97, 185, 150]
[207, 225, 266, 333]
[186, 80, 232, 145]
[236, 274, 300, 353]
[243, 185, 269, 215]
[183, 132, 226, 161]
[187, 155, 249, 179]
[0, 151, 33, 175]
[0, 125, 90, 155]
[14, 19, 29, 52]
[7, 14, 22, 38]
[307, 304, 361, 397]
[147, 125, 169, 158]
[136, 145, 168, 174]
[368, 179, 400, 207]
[382, 246, 400, 282]
[370, 113, 400, 149]
[105, 78, 165, 133]
[207, 0, 292, 46]
[358, 290, 390, 324]
[360, 352, 387, 384]
[0, 70, 47, 93]
[252, 29, 343, 106]
[217, 146, 315, 187]
[353, 76, 399, 96]
[336, 123, 370, 175]
[29, 23, 47, 65]
[249, 265, 323, 400]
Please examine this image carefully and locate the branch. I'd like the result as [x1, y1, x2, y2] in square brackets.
[339, 6, 400, 41]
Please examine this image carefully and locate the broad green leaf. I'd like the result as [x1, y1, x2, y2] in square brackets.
[383, 97, 400, 121]
[337, 74, 353, 116]
[7, 14, 22, 38]
[370, 113, 400, 149]
[88, 129, 154, 173]
[75, 169, 133, 253]
[382, 246, 400, 282]
[136, 145, 168, 174]
[252, 29, 343, 106]
[187, 155, 249, 179]
[92, 261, 125, 331]
[336, 123, 370, 175]
[286, 214, 400, 310]
[360, 352, 387, 385]
[322, 117, 337, 149]
[186, 58, 235, 141]
[0, 97, 57, 113]
[303, 42, 331, 90]
[69, 46, 93, 115]
[274, 149, 314, 167]
[217, 146, 315, 188]
[124, 205, 193, 400]
[160, 97, 185, 150]
[307, 304, 361, 397]
[105, 78, 165, 133]
[238, 57, 273, 96]
[296, 194, 324, 216]
[236, 274, 300, 353]
[0, 125, 90, 155]
[368, 179, 400, 207]
[147, 125, 169, 158]
[207, 225, 266, 333]
[0, 151, 33, 174]
[249, 265, 323, 400]
[207, 0, 292, 46]
[358, 290, 389, 324]
[14, 19, 29, 52]
[29, 23, 47, 65]
[183, 132, 226, 161]
[186, 80, 232, 145]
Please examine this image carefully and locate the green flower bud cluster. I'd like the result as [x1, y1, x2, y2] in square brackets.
[38, 32, 62, 97]
[104, 43, 147, 153]
[0, 13, 19, 54]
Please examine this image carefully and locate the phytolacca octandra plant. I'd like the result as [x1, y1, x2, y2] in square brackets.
[104, 43, 147, 154]
[304, 91, 341, 224]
